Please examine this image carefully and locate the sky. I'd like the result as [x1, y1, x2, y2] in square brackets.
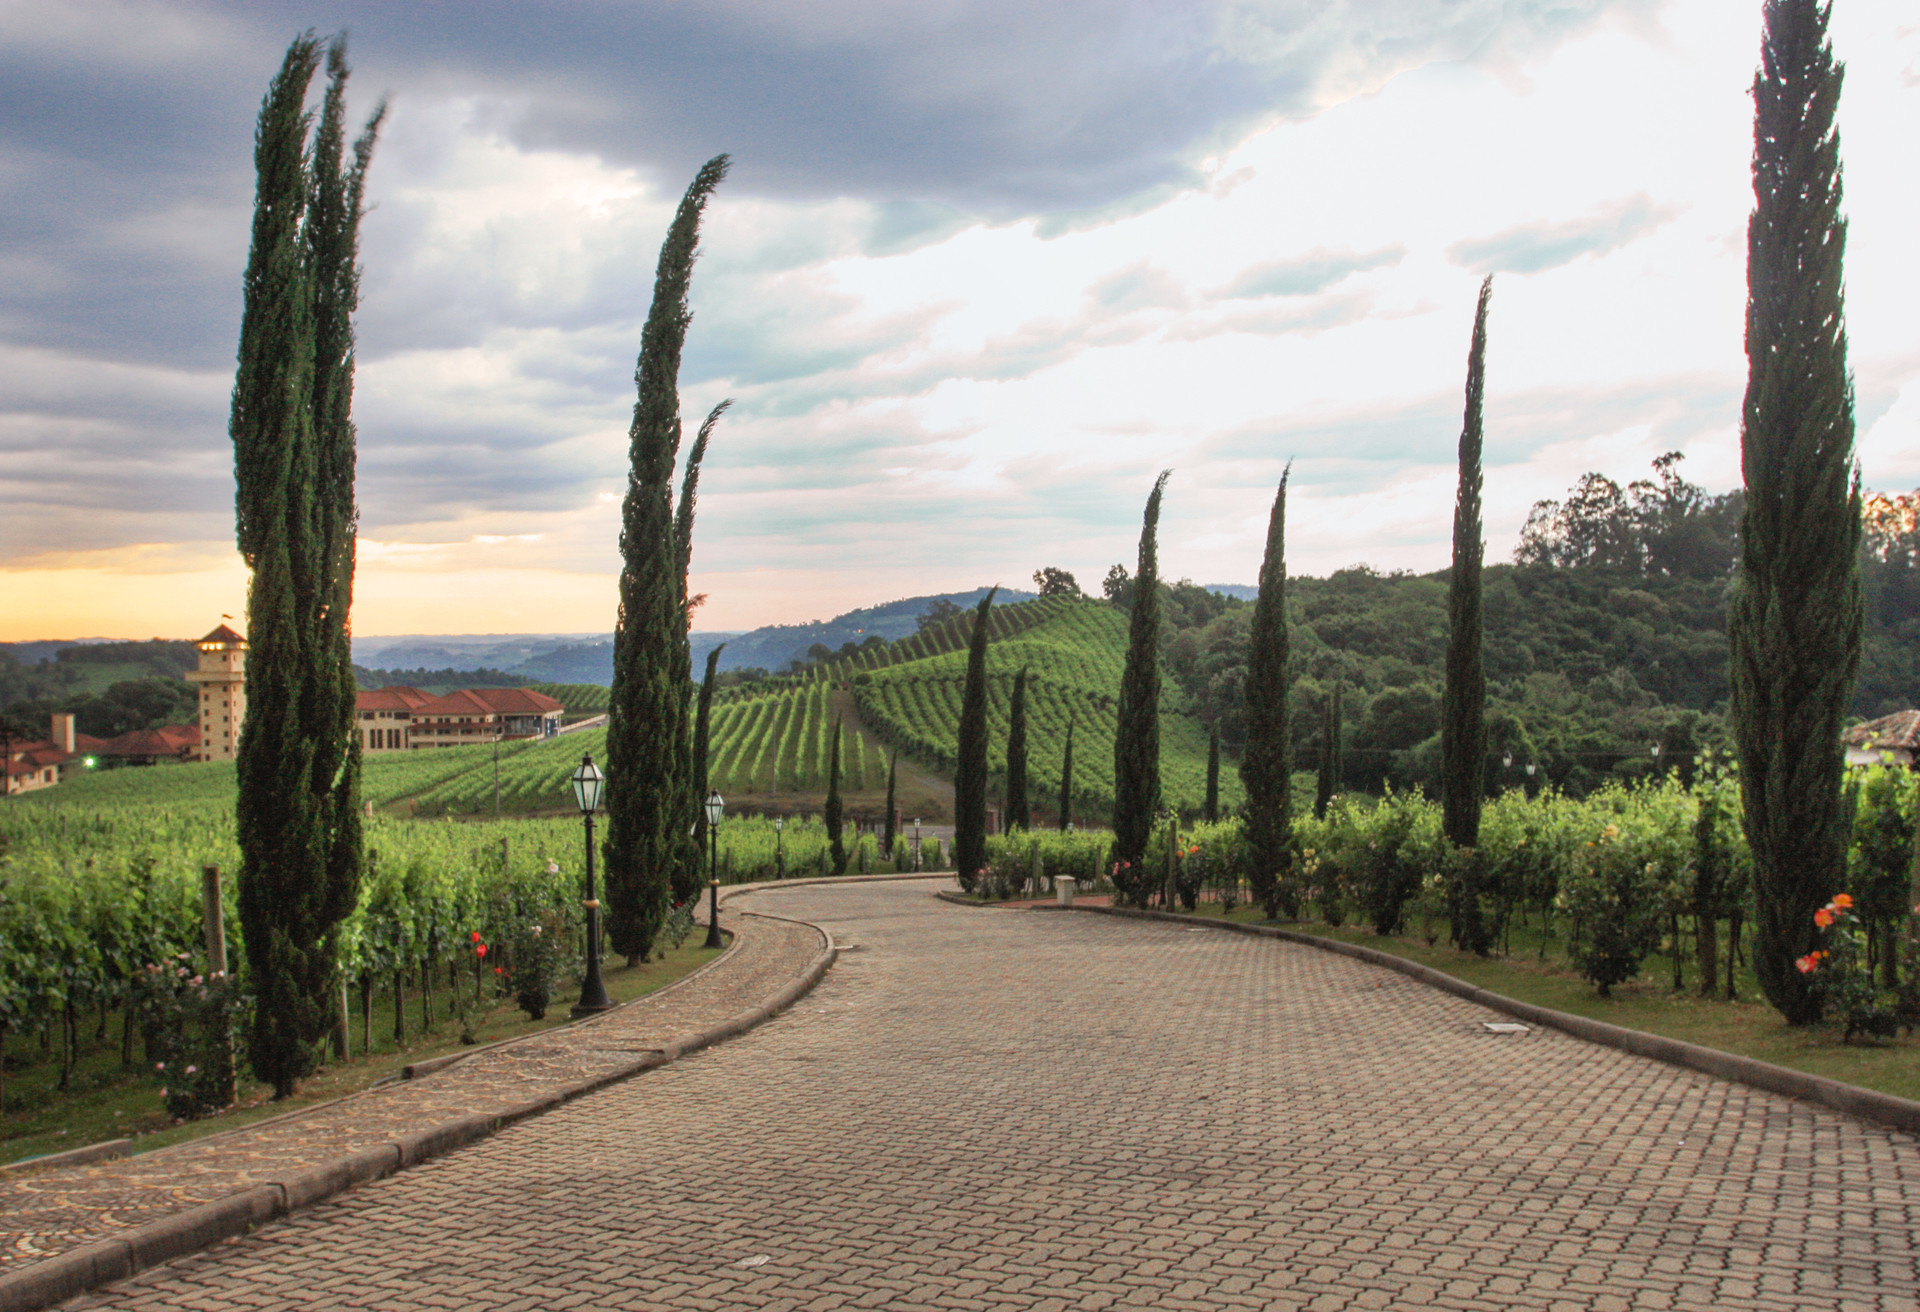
[1, 0, 1916, 641]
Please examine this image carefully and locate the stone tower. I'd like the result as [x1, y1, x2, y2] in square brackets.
[186, 623, 247, 762]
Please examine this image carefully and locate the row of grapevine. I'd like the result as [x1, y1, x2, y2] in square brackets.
[851, 598, 1233, 815]
[701, 683, 884, 797]
[527, 683, 611, 715]
[0, 772, 952, 1062]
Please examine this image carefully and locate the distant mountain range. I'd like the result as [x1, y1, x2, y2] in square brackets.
[349, 586, 1055, 687]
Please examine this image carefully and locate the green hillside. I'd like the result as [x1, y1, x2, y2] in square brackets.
[851, 596, 1237, 816]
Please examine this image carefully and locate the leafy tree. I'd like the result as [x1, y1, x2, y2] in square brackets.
[1242, 470, 1293, 919]
[1032, 567, 1082, 597]
[917, 599, 964, 632]
[1515, 453, 1741, 578]
[1204, 726, 1220, 825]
[230, 35, 381, 1097]
[824, 720, 847, 875]
[1005, 667, 1030, 830]
[1113, 473, 1171, 896]
[1058, 713, 1075, 830]
[1101, 563, 1134, 608]
[1729, 0, 1861, 1025]
[1442, 276, 1493, 955]
[606, 154, 729, 965]
[954, 589, 997, 884]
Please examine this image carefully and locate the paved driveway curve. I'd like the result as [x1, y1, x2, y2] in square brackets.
[69, 882, 1920, 1311]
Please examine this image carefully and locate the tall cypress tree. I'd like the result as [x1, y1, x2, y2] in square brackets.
[825, 720, 847, 875]
[606, 155, 728, 964]
[1442, 278, 1494, 956]
[1442, 277, 1491, 852]
[954, 588, 998, 884]
[1005, 666, 1030, 831]
[306, 37, 383, 979]
[1315, 683, 1342, 820]
[1058, 713, 1075, 830]
[231, 35, 380, 1097]
[1204, 726, 1220, 825]
[672, 400, 730, 903]
[1241, 469, 1293, 920]
[1113, 473, 1170, 887]
[691, 643, 724, 855]
[1730, 0, 1861, 1024]
[883, 750, 898, 860]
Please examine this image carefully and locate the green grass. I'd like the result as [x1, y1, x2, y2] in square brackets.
[1, 938, 726, 1168]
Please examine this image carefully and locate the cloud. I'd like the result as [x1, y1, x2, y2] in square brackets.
[1446, 194, 1678, 274]
[1218, 246, 1406, 298]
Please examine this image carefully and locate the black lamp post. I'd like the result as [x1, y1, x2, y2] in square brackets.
[774, 814, 785, 880]
[704, 789, 725, 949]
[570, 754, 613, 1017]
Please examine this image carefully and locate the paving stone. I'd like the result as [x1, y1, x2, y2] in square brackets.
[35, 882, 1920, 1311]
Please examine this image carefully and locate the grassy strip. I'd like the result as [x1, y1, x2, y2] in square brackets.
[2, 939, 725, 1167]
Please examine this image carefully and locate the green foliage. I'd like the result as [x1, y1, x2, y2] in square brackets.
[1443, 276, 1491, 856]
[1729, 0, 1862, 1024]
[1114, 472, 1171, 885]
[692, 645, 723, 855]
[228, 35, 379, 1098]
[1242, 471, 1292, 918]
[1205, 726, 1219, 826]
[606, 154, 728, 960]
[883, 751, 898, 853]
[824, 721, 847, 875]
[1005, 667, 1030, 830]
[954, 591, 997, 885]
[1059, 714, 1075, 830]
[851, 599, 1234, 815]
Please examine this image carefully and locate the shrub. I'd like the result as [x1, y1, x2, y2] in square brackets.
[139, 955, 240, 1120]
[1559, 824, 1662, 996]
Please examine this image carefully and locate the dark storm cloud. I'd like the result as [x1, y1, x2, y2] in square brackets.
[0, 0, 1656, 562]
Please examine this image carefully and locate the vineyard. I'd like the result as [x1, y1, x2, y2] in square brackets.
[372, 595, 1233, 818]
[852, 597, 1237, 816]
[528, 683, 610, 718]
[0, 766, 937, 1141]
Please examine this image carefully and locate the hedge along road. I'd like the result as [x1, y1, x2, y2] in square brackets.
[65, 881, 1920, 1311]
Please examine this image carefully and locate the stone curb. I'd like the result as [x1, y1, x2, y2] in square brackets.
[716, 870, 952, 902]
[0, 1139, 131, 1179]
[1061, 903, 1920, 1139]
[0, 917, 837, 1312]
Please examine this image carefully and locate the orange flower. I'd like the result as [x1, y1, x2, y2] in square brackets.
[1813, 908, 1835, 928]
[476, 943, 488, 959]
[471, 930, 483, 942]
[1795, 953, 1821, 974]
[1831, 893, 1854, 910]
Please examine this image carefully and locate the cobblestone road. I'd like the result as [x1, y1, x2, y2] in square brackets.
[67, 883, 1920, 1311]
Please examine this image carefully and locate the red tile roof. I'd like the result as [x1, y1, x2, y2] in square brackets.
[466, 687, 564, 715]
[1845, 710, 1920, 751]
[357, 686, 437, 712]
[93, 725, 199, 758]
[198, 624, 246, 644]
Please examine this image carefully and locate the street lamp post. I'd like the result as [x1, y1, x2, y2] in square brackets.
[704, 790, 725, 949]
[774, 815, 785, 880]
[570, 754, 612, 1017]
